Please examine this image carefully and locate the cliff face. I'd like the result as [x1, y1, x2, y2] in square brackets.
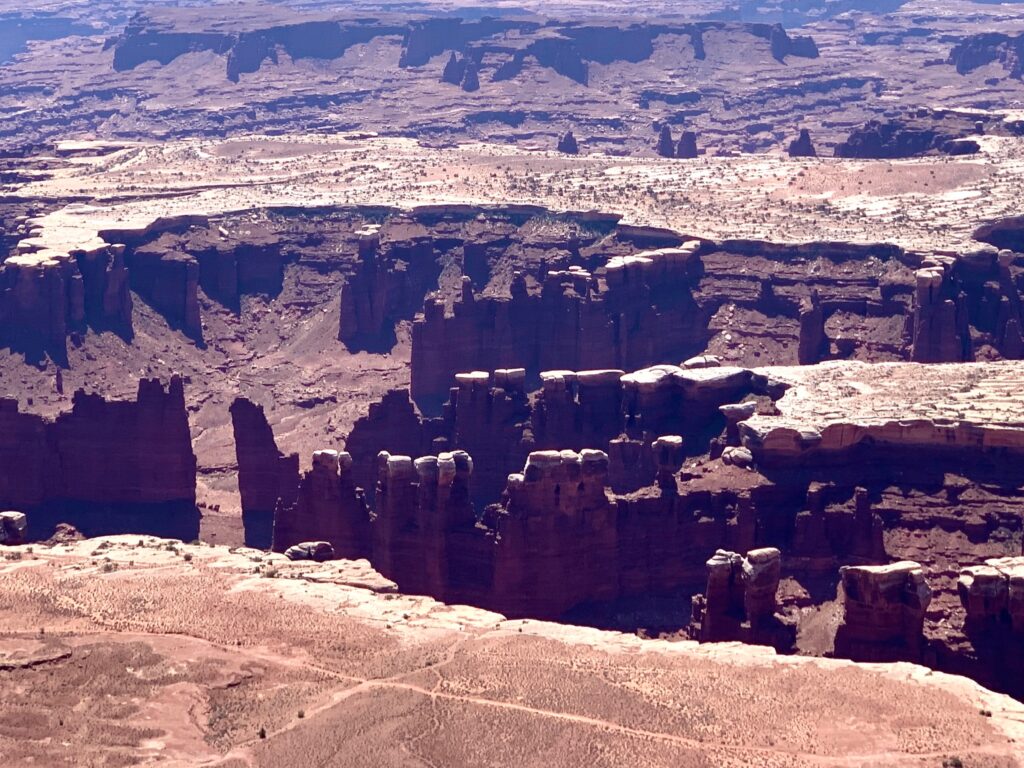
[948, 32, 1024, 79]
[111, 13, 404, 82]
[834, 562, 931, 662]
[834, 115, 983, 159]
[0, 376, 198, 539]
[688, 547, 795, 651]
[955, 557, 1024, 695]
[109, 12, 820, 91]
[229, 397, 299, 548]
[0, 246, 132, 359]
[273, 449, 370, 559]
[410, 245, 708, 407]
[232, 357, 1024, 697]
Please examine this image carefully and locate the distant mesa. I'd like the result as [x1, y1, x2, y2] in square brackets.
[106, 12, 821, 92]
[835, 115, 984, 158]
[948, 32, 1024, 80]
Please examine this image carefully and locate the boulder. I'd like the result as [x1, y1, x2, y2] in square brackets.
[284, 541, 336, 562]
[722, 445, 753, 468]
[0, 511, 27, 545]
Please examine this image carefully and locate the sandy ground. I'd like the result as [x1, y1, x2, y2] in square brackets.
[0, 535, 1021, 767]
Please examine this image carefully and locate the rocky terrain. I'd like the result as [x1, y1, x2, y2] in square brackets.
[5, 0, 1024, 761]
[0, 535, 1021, 767]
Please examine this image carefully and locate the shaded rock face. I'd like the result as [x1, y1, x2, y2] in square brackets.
[0, 511, 27, 545]
[788, 128, 816, 157]
[834, 562, 931, 663]
[229, 397, 299, 548]
[655, 124, 675, 157]
[111, 13, 404, 82]
[460, 58, 480, 92]
[797, 291, 828, 364]
[0, 377, 198, 541]
[676, 130, 699, 159]
[338, 221, 445, 352]
[908, 247, 1024, 363]
[109, 13, 819, 93]
[408, 235, 948, 408]
[954, 558, 1024, 694]
[557, 130, 579, 154]
[274, 450, 370, 559]
[0, 245, 132, 362]
[344, 363, 759, 508]
[834, 116, 983, 159]
[440, 51, 465, 85]
[765, 22, 819, 62]
[238, 356, 1024, 699]
[948, 32, 1024, 80]
[411, 244, 709, 407]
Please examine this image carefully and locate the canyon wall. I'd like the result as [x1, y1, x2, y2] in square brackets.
[0, 376, 198, 539]
[0, 245, 132, 358]
[110, 13, 820, 88]
[238, 358, 1024, 696]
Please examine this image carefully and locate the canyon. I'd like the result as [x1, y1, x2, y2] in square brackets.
[4, 0, 1024, 762]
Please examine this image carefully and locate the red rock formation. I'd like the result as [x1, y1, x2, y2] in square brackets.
[797, 290, 828, 364]
[0, 376, 197, 540]
[343, 389, 437, 499]
[947, 558, 1024, 696]
[338, 218, 443, 351]
[0, 245, 132, 357]
[910, 258, 972, 362]
[788, 128, 816, 157]
[126, 244, 202, 341]
[688, 547, 794, 650]
[229, 397, 299, 548]
[272, 449, 370, 559]
[557, 130, 579, 154]
[675, 130, 698, 159]
[372, 450, 476, 599]
[834, 562, 931, 663]
[488, 449, 617, 618]
[655, 124, 675, 157]
[410, 244, 707, 406]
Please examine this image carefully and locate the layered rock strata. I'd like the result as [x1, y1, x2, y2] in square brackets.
[834, 562, 931, 662]
[0, 245, 132, 357]
[410, 244, 707, 406]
